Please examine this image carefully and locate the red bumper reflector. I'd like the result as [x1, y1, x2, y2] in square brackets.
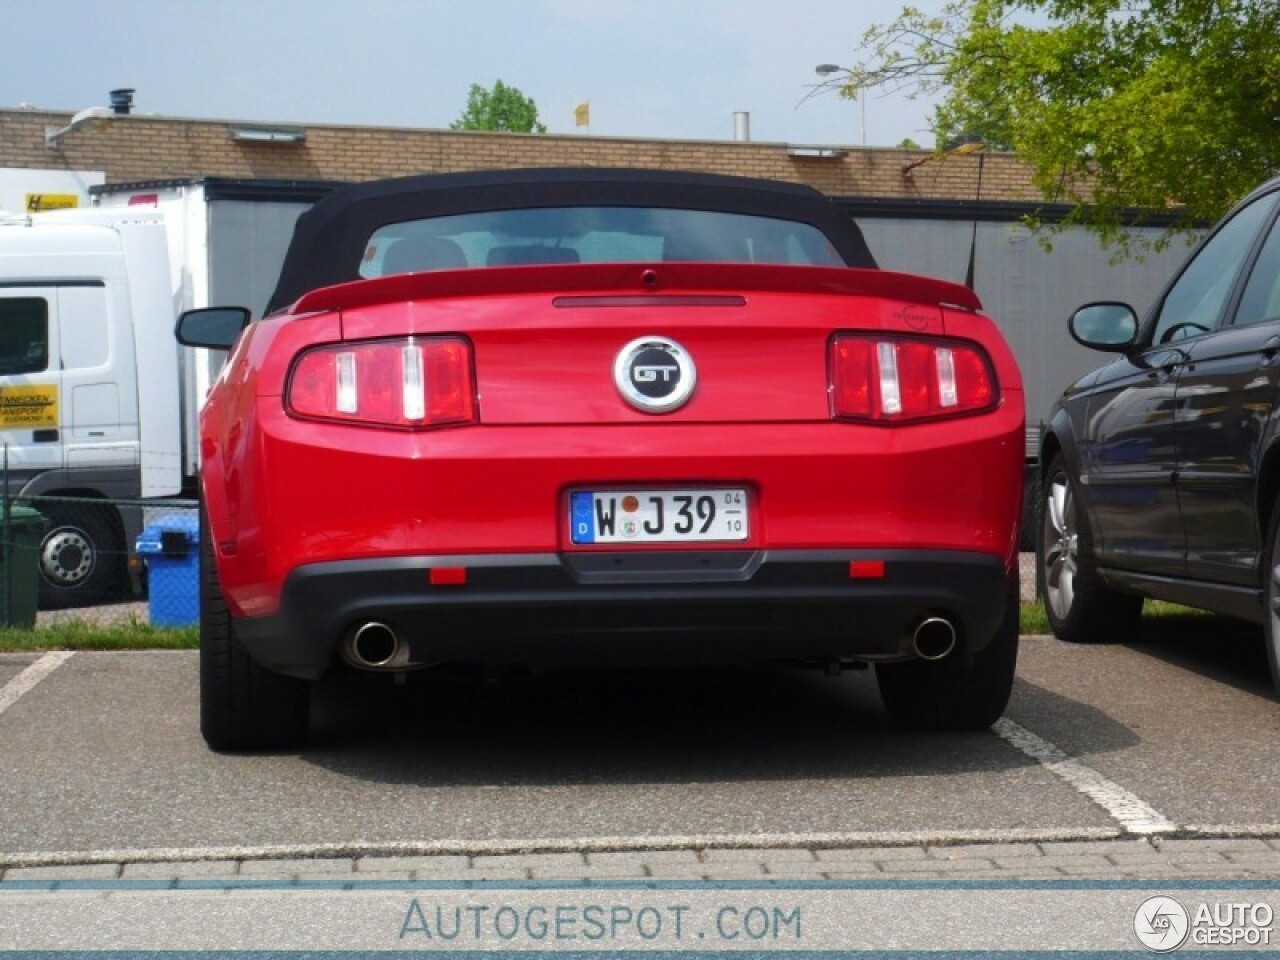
[849, 560, 886, 580]
[429, 567, 468, 586]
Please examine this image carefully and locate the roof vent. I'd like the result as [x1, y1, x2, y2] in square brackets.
[109, 89, 135, 116]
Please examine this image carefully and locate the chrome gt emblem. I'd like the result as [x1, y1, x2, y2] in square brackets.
[614, 336, 697, 413]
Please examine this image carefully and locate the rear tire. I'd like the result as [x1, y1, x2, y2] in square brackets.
[199, 503, 309, 752]
[1037, 452, 1142, 643]
[875, 576, 1019, 732]
[1261, 497, 1280, 700]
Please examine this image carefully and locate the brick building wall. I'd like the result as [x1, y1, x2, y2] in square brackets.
[1, 107, 1044, 203]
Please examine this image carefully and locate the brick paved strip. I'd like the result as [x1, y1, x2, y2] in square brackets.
[702, 848, 816, 864]
[1106, 852, 1229, 868]
[121, 861, 240, 880]
[529, 865, 648, 880]
[1157, 837, 1271, 853]
[818, 865, 883, 878]
[1222, 851, 1280, 867]
[881, 859, 999, 874]
[927, 843, 1040, 860]
[339, 870, 415, 882]
[814, 847, 929, 863]
[586, 850, 700, 867]
[471, 853, 586, 869]
[644, 865, 767, 880]
[354, 855, 468, 874]
[4, 864, 120, 881]
[239, 858, 355, 876]
[1037, 839, 1154, 857]
[456, 867, 531, 881]
[759, 862, 829, 878]
[995, 855, 1114, 871]
[8, 835, 1280, 883]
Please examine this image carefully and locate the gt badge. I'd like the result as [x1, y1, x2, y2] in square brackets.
[614, 336, 697, 413]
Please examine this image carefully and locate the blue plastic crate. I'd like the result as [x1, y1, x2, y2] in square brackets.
[136, 514, 199, 627]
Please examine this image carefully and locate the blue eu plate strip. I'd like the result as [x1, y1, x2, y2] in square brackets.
[570, 492, 595, 544]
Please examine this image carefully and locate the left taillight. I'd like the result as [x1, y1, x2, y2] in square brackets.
[829, 333, 997, 423]
[287, 336, 477, 429]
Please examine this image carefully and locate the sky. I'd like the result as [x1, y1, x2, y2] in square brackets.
[1, 0, 945, 148]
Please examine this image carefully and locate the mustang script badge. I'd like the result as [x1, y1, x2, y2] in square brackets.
[614, 336, 697, 413]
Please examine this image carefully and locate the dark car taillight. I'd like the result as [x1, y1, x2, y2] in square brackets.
[287, 336, 476, 428]
[829, 334, 997, 422]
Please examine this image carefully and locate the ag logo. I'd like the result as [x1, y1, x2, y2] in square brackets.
[1134, 896, 1190, 952]
[614, 336, 696, 413]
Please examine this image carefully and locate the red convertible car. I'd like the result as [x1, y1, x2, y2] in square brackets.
[178, 169, 1026, 751]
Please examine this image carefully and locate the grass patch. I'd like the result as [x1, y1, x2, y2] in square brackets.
[1020, 598, 1213, 636]
[1019, 602, 1049, 635]
[0, 620, 198, 652]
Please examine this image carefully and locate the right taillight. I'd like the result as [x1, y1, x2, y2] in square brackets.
[829, 334, 997, 422]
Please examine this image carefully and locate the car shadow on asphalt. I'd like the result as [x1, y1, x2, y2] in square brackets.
[1127, 613, 1273, 700]
[298, 661, 1142, 788]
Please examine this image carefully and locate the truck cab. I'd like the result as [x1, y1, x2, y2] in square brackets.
[0, 209, 182, 606]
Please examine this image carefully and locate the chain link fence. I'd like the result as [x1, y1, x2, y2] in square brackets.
[0, 495, 198, 628]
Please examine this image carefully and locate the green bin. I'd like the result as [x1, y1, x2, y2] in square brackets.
[0, 506, 48, 628]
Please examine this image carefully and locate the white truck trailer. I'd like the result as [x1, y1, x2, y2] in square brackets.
[0, 178, 332, 606]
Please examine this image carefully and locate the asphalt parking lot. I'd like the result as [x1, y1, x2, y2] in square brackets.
[0, 610, 1277, 881]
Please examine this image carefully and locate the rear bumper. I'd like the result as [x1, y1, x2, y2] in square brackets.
[235, 548, 1011, 679]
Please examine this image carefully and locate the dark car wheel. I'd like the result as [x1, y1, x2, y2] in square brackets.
[199, 503, 309, 752]
[36, 502, 126, 609]
[1037, 452, 1142, 643]
[1262, 500, 1280, 699]
[875, 575, 1019, 732]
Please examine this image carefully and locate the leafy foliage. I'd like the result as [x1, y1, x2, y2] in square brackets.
[834, 0, 1280, 246]
[451, 80, 547, 134]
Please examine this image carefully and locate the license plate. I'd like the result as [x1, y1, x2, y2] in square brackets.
[570, 488, 749, 544]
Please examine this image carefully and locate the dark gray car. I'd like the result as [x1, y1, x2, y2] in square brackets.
[1038, 176, 1280, 697]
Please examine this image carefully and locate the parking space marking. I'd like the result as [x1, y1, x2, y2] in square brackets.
[994, 718, 1177, 835]
[0, 652, 74, 719]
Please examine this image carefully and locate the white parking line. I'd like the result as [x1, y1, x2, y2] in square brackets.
[994, 717, 1178, 835]
[0, 652, 74, 719]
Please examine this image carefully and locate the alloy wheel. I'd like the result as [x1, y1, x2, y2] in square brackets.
[1042, 472, 1078, 621]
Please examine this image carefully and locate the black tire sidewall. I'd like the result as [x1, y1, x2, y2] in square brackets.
[1262, 501, 1280, 697]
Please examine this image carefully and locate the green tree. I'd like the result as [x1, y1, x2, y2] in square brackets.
[834, 0, 1280, 247]
[451, 80, 547, 134]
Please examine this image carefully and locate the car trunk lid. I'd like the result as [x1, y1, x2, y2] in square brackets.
[304, 263, 980, 425]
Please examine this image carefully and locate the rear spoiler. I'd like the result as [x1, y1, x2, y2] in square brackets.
[289, 262, 983, 317]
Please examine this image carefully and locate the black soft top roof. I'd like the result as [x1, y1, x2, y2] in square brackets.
[267, 167, 876, 313]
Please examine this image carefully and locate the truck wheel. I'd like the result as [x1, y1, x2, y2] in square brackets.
[199, 503, 309, 752]
[875, 576, 1019, 732]
[1037, 452, 1142, 643]
[37, 503, 125, 609]
[1262, 498, 1280, 700]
